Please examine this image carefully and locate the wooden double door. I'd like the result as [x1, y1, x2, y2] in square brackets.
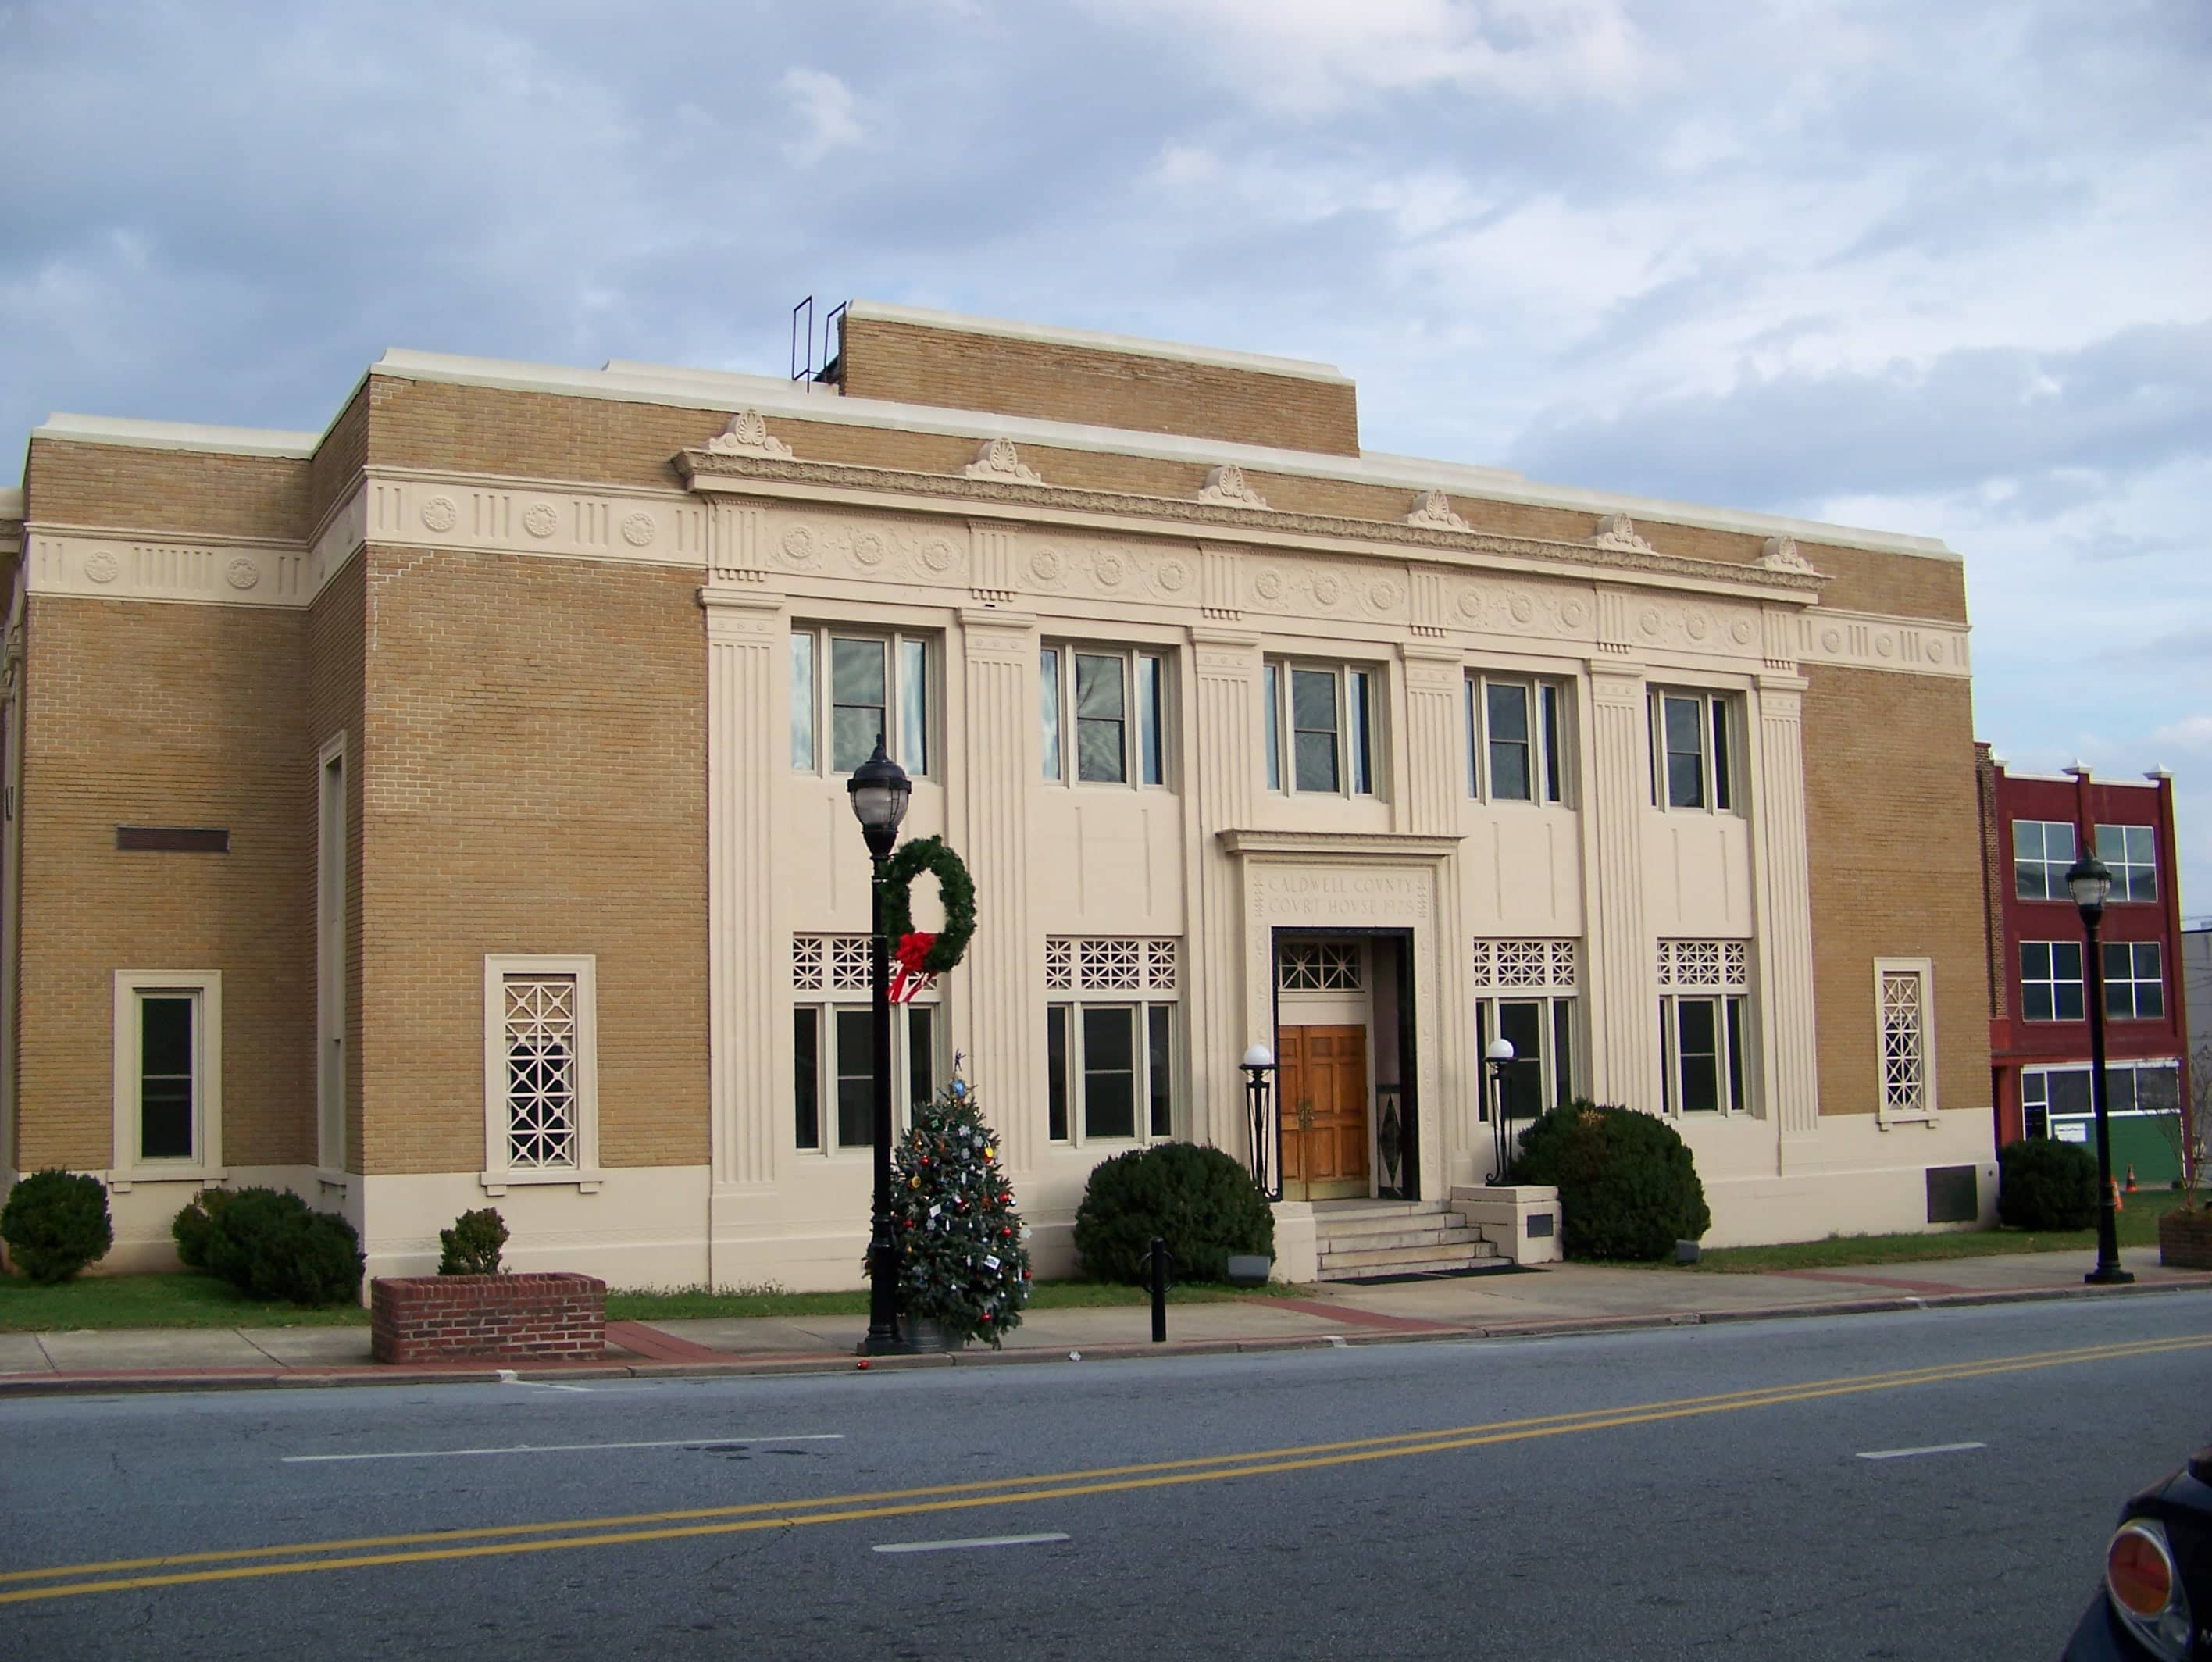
[1279, 1024, 1369, 1200]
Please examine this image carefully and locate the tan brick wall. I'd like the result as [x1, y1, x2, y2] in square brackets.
[23, 439, 309, 543]
[16, 595, 313, 1170]
[309, 551, 367, 1171]
[1804, 669, 1990, 1117]
[837, 314, 1365, 456]
[309, 384, 369, 533]
[356, 545, 706, 1175]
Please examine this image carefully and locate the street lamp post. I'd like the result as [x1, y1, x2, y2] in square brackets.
[1241, 1044, 1276, 1198]
[847, 738, 915, 1353]
[2067, 850, 2135, 1287]
[1485, 1038, 1515, 1185]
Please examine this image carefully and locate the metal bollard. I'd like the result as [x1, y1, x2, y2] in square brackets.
[1150, 1237, 1169, 1343]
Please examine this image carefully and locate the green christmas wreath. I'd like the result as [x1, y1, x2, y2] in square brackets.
[880, 836, 976, 975]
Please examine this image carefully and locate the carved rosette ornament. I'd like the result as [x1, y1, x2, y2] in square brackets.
[1587, 513, 1657, 554]
[1757, 535, 1817, 574]
[706, 409, 795, 459]
[1405, 488, 1468, 530]
[1199, 464, 1268, 509]
[962, 437, 1042, 483]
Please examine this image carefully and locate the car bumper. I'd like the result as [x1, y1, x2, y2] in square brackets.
[2062, 1592, 2143, 1661]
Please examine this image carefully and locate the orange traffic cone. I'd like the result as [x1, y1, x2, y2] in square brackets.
[2125, 1164, 2138, 1193]
[2110, 1177, 2125, 1213]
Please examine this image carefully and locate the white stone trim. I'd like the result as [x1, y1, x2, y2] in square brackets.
[31, 412, 319, 457]
[1873, 956, 1939, 1126]
[109, 970, 223, 1187]
[481, 954, 601, 1194]
[27, 529, 312, 608]
[843, 299, 1355, 383]
[1798, 608, 1971, 678]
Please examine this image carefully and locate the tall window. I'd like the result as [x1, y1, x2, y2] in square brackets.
[481, 955, 598, 1190]
[790, 628, 932, 776]
[1044, 937, 1179, 1143]
[792, 934, 938, 1151]
[1471, 939, 1579, 1118]
[2103, 941, 2164, 1020]
[1265, 661, 1378, 797]
[1467, 676, 1568, 804]
[1875, 959, 1936, 1121]
[2096, 824, 2157, 902]
[2012, 820, 2077, 901]
[1649, 690, 1734, 811]
[1041, 644, 1168, 786]
[2024, 1061, 2181, 1140]
[112, 970, 223, 1177]
[2018, 941, 2085, 1022]
[1657, 940, 1751, 1114]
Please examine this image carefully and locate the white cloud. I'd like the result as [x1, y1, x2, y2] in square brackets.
[780, 67, 863, 165]
[2152, 716, 2212, 754]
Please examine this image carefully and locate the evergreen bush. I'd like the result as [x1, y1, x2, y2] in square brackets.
[202, 1186, 365, 1306]
[1, 1169, 115, 1283]
[1507, 1100, 1711, 1262]
[438, 1207, 509, 1275]
[170, 1187, 234, 1271]
[1073, 1141, 1274, 1285]
[1998, 1136, 2099, 1230]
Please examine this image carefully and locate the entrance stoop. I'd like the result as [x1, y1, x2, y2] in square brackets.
[1311, 1199, 1502, 1282]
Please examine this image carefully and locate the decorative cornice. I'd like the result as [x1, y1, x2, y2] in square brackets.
[705, 409, 794, 460]
[1587, 513, 1657, 555]
[962, 437, 1043, 484]
[1757, 534, 1819, 575]
[1405, 489, 1468, 530]
[674, 448, 1828, 600]
[1198, 464, 1268, 509]
[1217, 829, 1462, 859]
[1798, 608, 1970, 679]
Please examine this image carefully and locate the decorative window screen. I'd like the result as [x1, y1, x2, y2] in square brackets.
[503, 975, 578, 1170]
[1471, 939, 1579, 993]
[1046, 936, 1180, 994]
[792, 935, 889, 993]
[1657, 940, 1750, 991]
[1879, 970, 1925, 1115]
[1278, 942, 1363, 992]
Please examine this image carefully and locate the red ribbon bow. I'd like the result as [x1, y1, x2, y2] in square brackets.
[889, 932, 937, 1005]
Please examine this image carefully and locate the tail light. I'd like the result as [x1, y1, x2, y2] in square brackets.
[2106, 1519, 2192, 1660]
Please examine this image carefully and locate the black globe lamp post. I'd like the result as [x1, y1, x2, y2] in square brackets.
[1485, 1037, 1515, 1185]
[847, 738, 915, 1352]
[2067, 850, 2134, 1286]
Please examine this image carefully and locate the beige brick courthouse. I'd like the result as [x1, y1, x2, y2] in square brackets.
[0, 302, 1996, 1288]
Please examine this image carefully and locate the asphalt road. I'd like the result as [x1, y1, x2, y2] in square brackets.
[5, 1293, 2209, 1660]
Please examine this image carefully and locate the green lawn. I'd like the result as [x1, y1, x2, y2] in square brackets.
[1683, 1189, 2196, 1274]
[0, 1271, 1299, 1332]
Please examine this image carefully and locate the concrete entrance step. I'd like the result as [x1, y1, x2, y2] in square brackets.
[1315, 1224, 1490, 1254]
[1315, 1240, 1500, 1279]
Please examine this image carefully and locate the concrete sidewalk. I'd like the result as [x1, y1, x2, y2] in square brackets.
[2, 1247, 2207, 1396]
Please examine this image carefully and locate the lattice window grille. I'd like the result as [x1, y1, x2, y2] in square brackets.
[1049, 937, 1180, 993]
[792, 935, 825, 992]
[504, 976, 577, 1170]
[1880, 972, 1925, 1114]
[1045, 937, 1074, 992]
[1660, 940, 1748, 991]
[1145, 938, 1179, 993]
[1472, 939, 1578, 993]
[828, 936, 872, 991]
[1279, 943, 1361, 992]
[1079, 937, 1143, 991]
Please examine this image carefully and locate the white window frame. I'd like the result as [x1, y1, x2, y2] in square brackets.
[2012, 819, 2078, 901]
[1656, 940, 1753, 1115]
[1873, 957, 1938, 1125]
[1264, 659, 1381, 798]
[2094, 823, 2158, 904]
[1465, 674, 1569, 805]
[2018, 940, 2085, 1023]
[790, 626, 933, 778]
[1040, 642, 1171, 789]
[316, 731, 347, 1177]
[110, 970, 223, 1188]
[481, 954, 601, 1193]
[791, 934, 940, 1156]
[1044, 936, 1181, 1147]
[1471, 939, 1581, 1118]
[1648, 688, 1737, 813]
[2102, 940, 2165, 1022]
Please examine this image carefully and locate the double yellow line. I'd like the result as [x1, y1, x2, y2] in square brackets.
[5, 1331, 2204, 1604]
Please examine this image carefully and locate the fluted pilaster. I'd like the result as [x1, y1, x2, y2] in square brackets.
[959, 609, 1038, 1170]
[1752, 673, 1821, 1145]
[1190, 628, 1261, 1154]
[1586, 665, 1655, 1105]
[1402, 644, 1475, 1173]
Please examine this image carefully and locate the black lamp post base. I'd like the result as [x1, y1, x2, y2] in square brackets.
[857, 1333, 919, 1357]
[2084, 1264, 2136, 1286]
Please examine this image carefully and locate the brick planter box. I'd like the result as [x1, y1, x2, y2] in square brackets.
[371, 1272, 606, 1365]
[2157, 1207, 2212, 1271]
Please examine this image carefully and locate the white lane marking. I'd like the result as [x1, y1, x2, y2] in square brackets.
[874, 1533, 1070, 1555]
[284, 1435, 844, 1464]
[1856, 1441, 1987, 1461]
[497, 1371, 591, 1393]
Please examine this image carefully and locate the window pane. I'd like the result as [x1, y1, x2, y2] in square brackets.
[1047, 1007, 1070, 1141]
[1295, 730, 1340, 794]
[1541, 683, 1563, 802]
[1291, 669, 1337, 735]
[1040, 648, 1061, 781]
[1465, 682, 1480, 797]
[140, 995, 194, 1159]
[900, 639, 929, 775]
[2139, 1065, 2181, 1113]
[1138, 655, 1165, 786]
[1078, 716, 1126, 783]
[1264, 664, 1281, 790]
[2050, 1069, 2092, 1115]
[835, 1008, 874, 1149]
[2021, 942, 2050, 980]
[1724, 997, 1745, 1112]
[793, 1008, 820, 1150]
[907, 1005, 933, 1112]
[2055, 982, 2084, 1022]
[1075, 653, 1124, 719]
[1711, 701, 1732, 811]
[2023, 983, 2054, 1022]
[1499, 1000, 1543, 1122]
[1488, 682, 1531, 801]
[2052, 941, 2082, 980]
[1551, 999, 1573, 1109]
[1664, 697, 1704, 808]
[1676, 999, 1721, 1111]
[831, 639, 887, 771]
[1076, 654, 1126, 783]
[1083, 1007, 1138, 1139]
[1349, 671, 1373, 795]
[2103, 1065, 2139, 1115]
[790, 634, 816, 770]
[1667, 751, 1704, 810]
[1147, 1004, 1173, 1138]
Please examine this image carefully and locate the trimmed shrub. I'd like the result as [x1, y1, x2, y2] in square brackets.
[439, 1207, 510, 1276]
[1507, 1100, 1711, 1262]
[1998, 1137, 2099, 1231]
[1073, 1142, 1274, 1285]
[1, 1169, 114, 1283]
[170, 1187, 234, 1271]
[202, 1187, 365, 1306]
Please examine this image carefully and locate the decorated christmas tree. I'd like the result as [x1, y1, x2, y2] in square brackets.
[889, 1065, 1031, 1348]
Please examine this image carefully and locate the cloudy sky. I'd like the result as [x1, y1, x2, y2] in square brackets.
[5, 0, 2206, 908]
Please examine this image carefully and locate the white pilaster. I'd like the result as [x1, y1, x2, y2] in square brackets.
[1750, 672, 1821, 1150]
[1584, 662, 1656, 1107]
[1401, 642, 1475, 1181]
[1189, 629, 1261, 1156]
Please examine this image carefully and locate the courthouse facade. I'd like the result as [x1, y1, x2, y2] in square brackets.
[0, 303, 1995, 1286]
